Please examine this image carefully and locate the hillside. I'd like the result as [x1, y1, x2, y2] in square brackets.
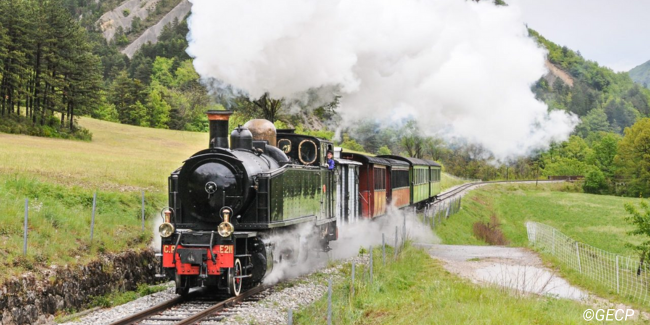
[0, 117, 206, 190]
[96, 0, 160, 41]
[122, 0, 191, 58]
[629, 60, 650, 89]
[95, 0, 185, 49]
[530, 29, 650, 135]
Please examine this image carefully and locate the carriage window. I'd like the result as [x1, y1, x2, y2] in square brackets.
[374, 168, 386, 190]
[392, 169, 409, 189]
[298, 140, 317, 165]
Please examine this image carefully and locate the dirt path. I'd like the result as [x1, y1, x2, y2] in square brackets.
[418, 180, 649, 320]
[422, 244, 587, 300]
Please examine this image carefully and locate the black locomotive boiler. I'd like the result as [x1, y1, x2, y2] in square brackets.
[158, 111, 338, 296]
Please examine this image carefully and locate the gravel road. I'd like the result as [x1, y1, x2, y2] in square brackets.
[423, 244, 587, 300]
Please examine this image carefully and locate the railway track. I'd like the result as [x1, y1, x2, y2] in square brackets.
[109, 285, 269, 325]
[108, 179, 559, 325]
[434, 179, 563, 203]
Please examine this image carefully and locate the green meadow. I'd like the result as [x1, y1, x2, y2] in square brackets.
[435, 182, 648, 309]
[0, 118, 207, 280]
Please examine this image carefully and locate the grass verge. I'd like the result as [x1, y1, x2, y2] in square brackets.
[0, 118, 204, 281]
[435, 182, 648, 310]
[436, 182, 641, 255]
[0, 173, 166, 280]
[296, 244, 596, 324]
[441, 172, 474, 191]
[90, 283, 169, 308]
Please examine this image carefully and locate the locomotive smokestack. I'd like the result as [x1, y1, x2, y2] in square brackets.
[207, 110, 233, 149]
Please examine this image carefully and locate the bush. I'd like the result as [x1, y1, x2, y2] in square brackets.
[122, 9, 130, 17]
[0, 114, 92, 141]
[472, 215, 509, 245]
[583, 168, 607, 194]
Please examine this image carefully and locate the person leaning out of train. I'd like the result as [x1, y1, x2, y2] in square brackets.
[327, 151, 335, 170]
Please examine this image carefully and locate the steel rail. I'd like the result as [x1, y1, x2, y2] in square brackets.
[109, 293, 189, 325]
[434, 179, 563, 203]
[175, 285, 268, 325]
[108, 285, 267, 325]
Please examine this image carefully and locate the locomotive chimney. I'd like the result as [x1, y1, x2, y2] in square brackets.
[207, 110, 233, 149]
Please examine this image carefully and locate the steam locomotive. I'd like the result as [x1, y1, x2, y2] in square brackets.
[157, 110, 442, 296]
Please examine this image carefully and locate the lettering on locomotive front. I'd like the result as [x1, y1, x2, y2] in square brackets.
[163, 245, 176, 254]
[219, 245, 233, 254]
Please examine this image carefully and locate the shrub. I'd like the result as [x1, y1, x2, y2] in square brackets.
[583, 168, 606, 194]
[472, 215, 509, 245]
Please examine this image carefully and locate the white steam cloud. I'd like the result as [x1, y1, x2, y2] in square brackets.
[262, 207, 438, 285]
[187, 0, 578, 158]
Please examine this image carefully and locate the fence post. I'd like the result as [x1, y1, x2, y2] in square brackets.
[394, 226, 398, 258]
[327, 278, 332, 325]
[90, 192, 97, 244]
[422, 206, 426, 225]
[351, 261, 355, 296]
[382, 233, 385, 266]
[141, 190, 145, 232]
[576, 242, 582, 273]
[402, 213, 406, 246]
[369, 245, 373, 284]
[616, 255, 620, 293]
[552, 228, 555, 255]
[23, 199, 28, 256]
[287, 309, 293, 325]
[445, 202, 451, 219]
[431, 203, 438, 228]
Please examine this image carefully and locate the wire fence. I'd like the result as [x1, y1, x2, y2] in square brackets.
[526, 221, 650, 305]
[19, 191, 149, 256]
[422, 195, 463, 228]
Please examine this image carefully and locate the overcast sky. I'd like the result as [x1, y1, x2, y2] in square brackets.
[509, 0, 649, 72]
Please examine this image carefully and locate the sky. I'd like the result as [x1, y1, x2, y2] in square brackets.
[509, 0, 650, 72]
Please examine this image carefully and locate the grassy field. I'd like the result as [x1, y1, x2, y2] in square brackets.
[435, 182, 648, 309]
[0, 118, 208, 280]
[441, 172, 474, 191]
[0, 117, 206, 190]
[296, 244, 600, 325]
[436, 182, 643, 256]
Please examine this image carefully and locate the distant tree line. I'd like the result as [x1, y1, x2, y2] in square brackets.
[94, 19, 221, 131]
[0, 0, 102, 139]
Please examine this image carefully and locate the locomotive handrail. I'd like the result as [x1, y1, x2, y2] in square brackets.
[257, 163, 322, 178]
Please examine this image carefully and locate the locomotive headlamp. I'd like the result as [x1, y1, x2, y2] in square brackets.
[218, 208, 234, 237]
[159, 222, 174, 238]
[159, 209, 175, 238]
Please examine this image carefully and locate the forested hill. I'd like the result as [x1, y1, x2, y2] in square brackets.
[629, 60, 650, 89]
[530, 29, 650, 136]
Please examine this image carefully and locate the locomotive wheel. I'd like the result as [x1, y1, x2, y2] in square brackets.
[229, 258, 243, 296]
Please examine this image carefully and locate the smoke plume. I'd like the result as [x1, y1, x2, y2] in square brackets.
[186, 0, 578, 158]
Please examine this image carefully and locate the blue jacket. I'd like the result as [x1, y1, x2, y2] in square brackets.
[327, 158, 335, 170]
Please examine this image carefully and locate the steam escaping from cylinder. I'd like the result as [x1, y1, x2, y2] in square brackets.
[262, 206, 437, 285]
[186, 0, 578, 159]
